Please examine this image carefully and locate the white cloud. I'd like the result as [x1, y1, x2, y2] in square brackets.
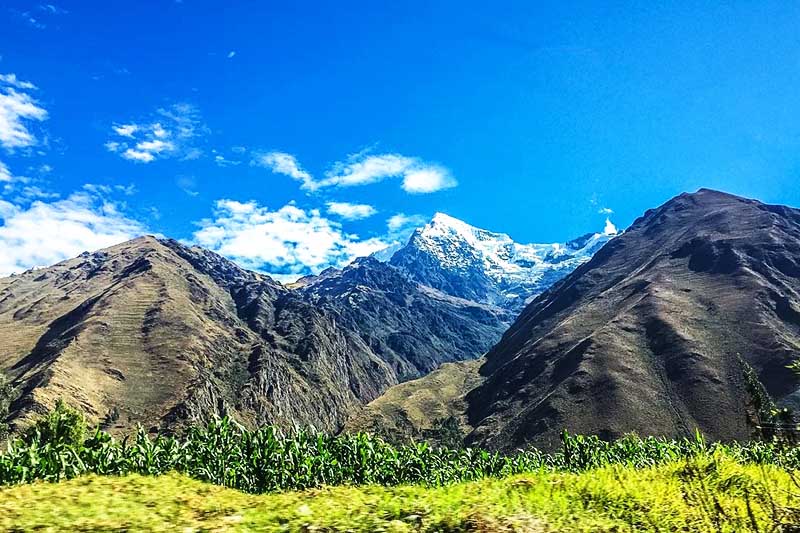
[342, 237, 392, 261]
[135, 139, 173, 153]
[112, 124, 138, 137]
[17, 186, 59, 200]
[227, 51, 236, 59]
[11, 9, 46, 29]
[0, 190, 147, 275]
[213, 154, 240, 167]
[83, 183, 136, 196]
[256, 150, 457, 194]
[369, 213, 428, 261]
[0, 160, 60, 200]
[598, 207, 614, 215]
[0, 74, 37, 90]
[387, 213, 427, 233]
[176, 175, 199, 196]
[121, 148, 155, 163]
[0, 200, 17, 220]
[152, 123, 168, 138]
[0, 160, 13, 183]
[39, 4, 69, 15]
[323, 154, 412, 188]
[401, 166, 455, 193]
[0, 74, 48, 150]
[326, 201, 377, 220]
[321, 153, 457, 194]
[254, 151, 316, 189]
[192, 200, 388, 277]
[106, 103, 204, 163]
[0, 159, 31, 194]
[182, 147, 203, 161]
[159, 103, 202, 137]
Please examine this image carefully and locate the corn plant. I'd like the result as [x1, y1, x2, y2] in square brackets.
[2, 405, 800, 493]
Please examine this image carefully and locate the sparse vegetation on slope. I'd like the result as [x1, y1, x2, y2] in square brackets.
[0, 236, 509, 437]
[344, 359, 483, 447]
[0, 370, 13, 439]
[467, 189, 800, 451]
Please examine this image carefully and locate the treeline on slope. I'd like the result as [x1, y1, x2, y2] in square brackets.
[741, 356, 797, 441]
[2, 402, 800, 494]
[0, 371, 14, 439]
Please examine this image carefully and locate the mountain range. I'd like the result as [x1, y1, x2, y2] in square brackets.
[0, 213, 600, 435]
[386, 212, 615, 312]
[351, 189, 800, 450]
[4, 189, 799, 452]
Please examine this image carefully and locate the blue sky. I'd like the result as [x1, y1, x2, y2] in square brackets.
[1, 1, 799, 279]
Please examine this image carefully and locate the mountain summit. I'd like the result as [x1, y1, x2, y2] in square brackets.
[349, 189, 800, 451]
[466, 188, 800, 450]
[386, 212, 616, 311]
[0, 237, 508, 435]
[0, 211, 614, 436]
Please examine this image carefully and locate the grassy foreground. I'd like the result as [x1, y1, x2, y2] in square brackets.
[6, 407, 800, 493]
[2, 455, 799, 532]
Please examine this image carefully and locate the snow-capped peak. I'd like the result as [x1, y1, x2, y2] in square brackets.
[604, 218, 618, 236]
[422, 212, 513, 247]
[431, 212, 459, 224]
[387, 213, 616, 311]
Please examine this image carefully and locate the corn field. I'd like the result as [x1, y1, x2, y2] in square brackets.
[2, 409, 800, 494]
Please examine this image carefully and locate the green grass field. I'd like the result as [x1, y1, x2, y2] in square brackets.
[3, 405, 800, 531]
[1, 454, 798, 532]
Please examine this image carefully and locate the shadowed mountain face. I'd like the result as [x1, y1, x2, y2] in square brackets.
[465, 189, 800, 451]
[0, 237, 508, 434]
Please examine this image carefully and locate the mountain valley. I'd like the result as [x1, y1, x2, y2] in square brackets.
[354, 189, 800, 451]
[3, 190, 800, 453]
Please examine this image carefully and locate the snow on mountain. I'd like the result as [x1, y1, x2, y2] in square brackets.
[384, 212, 617, 312]
[370, 240, 405, 262]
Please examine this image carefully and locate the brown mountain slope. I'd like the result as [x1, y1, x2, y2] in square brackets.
[344, 358, 484, 445]
[0, 237, 508, 434]
[465, 189, 800, 451]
